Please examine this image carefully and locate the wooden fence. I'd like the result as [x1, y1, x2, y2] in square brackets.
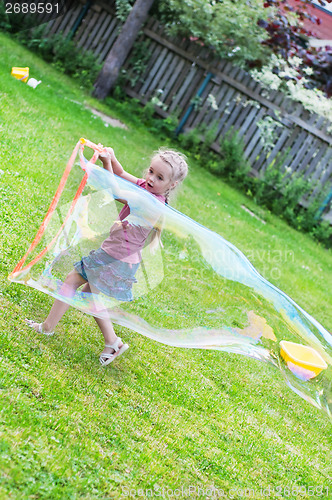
[45, 0, 332, 220]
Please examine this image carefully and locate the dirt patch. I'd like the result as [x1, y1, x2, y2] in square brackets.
[86, 106, 128, 130]
[241, 205, 266, 224]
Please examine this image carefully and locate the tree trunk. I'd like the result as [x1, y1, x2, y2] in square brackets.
[93, 0, 155, 100]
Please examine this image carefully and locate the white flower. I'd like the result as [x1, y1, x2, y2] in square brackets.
[289, 56, 302, 66]
[303, 67, 314, 76]
[250, 56, 332, 121]
[207, 93, 218, 110]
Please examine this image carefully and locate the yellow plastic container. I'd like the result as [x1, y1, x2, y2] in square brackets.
[11, 67, 29, 83]
[280, 340, 327, 378]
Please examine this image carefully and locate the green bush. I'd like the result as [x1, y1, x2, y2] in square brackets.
[178, 126, 203, 153]
[176, 122, 331, 248]
[215, 130, 251, 183]
[122, 39, 152, 88]
[204, 128, 330, 248]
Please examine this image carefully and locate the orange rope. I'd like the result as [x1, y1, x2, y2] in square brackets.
[9, 138, 103, 280]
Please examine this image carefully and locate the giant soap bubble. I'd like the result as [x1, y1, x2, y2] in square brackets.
[9, 139, 332, 420]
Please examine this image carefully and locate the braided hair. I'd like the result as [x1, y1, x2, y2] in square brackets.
[148, 148, 188, 252]
[152, 148, 188, 204]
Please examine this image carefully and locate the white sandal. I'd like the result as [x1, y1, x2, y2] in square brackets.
[25, 319, 54, 336]
[99, 337, 129, 366]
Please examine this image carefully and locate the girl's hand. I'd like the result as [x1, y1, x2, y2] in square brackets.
[104, 147, 115, 159]
[99, 147, 116, 165]
[98, 148, 114, 173]
[99, 147, 115, 161]
[99, 146, 129, 180]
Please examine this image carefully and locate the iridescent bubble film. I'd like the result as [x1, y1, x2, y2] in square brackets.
[9, 148, 332, 420]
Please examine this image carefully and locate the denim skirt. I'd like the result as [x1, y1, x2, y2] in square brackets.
[74, 248, 139, 301]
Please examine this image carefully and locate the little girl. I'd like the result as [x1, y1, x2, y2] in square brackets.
[26, 146, 188, 366]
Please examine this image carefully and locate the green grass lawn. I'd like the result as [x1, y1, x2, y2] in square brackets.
[0, 32, 332, 499]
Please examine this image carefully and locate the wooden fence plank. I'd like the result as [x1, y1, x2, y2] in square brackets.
[249, 137, 267, 169]
[87, 9, 109, 51]
[205, 83, 229, 127]
[158, 56, 186, 106]
[48, 11, 65, 34]
[302, 139, 323, 179]
[50, 12, 67, 34]
[237, 104, 262, 141]
[233, 74, 256, 137]
[244, 111, 282, 172]
[241, 108, 267, 158]
[210, 68, 245, 133]
[243, 125, 264, 161]
[282, 130, 312, 178]
[81, 8, 103, 51]
[57, 6, 78, 35]
[311, 148, 332, 182]
[156, 53, 182, 96]
[259, 126, 290, 171]
[187, 74, 220, 129]
[309, 150, 332, 201]
[290, 134, 316, 176]
[146, 51, 175, 100]
[304, 144, 329, 182]
[300, 139, 322, 179]
[165, 62, 192, 111]
[215, 89, 240, 136]
[99, 21, 120, 61]
[204, 80, 227, 123]
[283, 129, 313, 173]
[139, 46, 168, 95]
[75, 9, 98, 48]
[203, 79, 234, 126]
[319, 156, 332, 185]
[188, 77, 216, 126]
[179, 69, 207, 119]
[93, 13, 116, 58]
[223, 96, 251, 136]
[130, 39, 159, 93]
[170, 66, 202, 113]
[97, 17, 120, 61]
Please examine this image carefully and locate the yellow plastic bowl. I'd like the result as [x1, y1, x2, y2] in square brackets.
[280, 340, 327, 378]
[11, 66, 29, 83]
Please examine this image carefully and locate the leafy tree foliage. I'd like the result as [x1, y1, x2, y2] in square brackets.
[151, 0, 271, 66]
[114, 0, 331, 97]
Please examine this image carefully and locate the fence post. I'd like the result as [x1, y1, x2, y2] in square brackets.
[315, 188, 332, 220]
[175, 72, 214, 136]
[67, 0, 94, 40]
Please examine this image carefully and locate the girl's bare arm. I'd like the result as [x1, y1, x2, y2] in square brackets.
[99, 150, 164, 222]
[101, 147, 138, 185]
[99, 148, 144, 205]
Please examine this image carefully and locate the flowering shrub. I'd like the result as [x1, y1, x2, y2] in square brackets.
[257, 115, 283, 152]
[251, 54, 332, 121]
[257, 0, 332, 97]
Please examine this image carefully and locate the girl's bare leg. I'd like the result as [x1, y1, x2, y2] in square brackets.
[27, 271, 87, 333]
[81, 283, 124, 356]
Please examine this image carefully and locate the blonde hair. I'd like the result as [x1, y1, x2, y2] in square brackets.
[148, 148, 188, 253]
[151, 148, 189, 204]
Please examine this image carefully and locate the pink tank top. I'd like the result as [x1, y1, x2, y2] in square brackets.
[101, 178, 165, 264]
